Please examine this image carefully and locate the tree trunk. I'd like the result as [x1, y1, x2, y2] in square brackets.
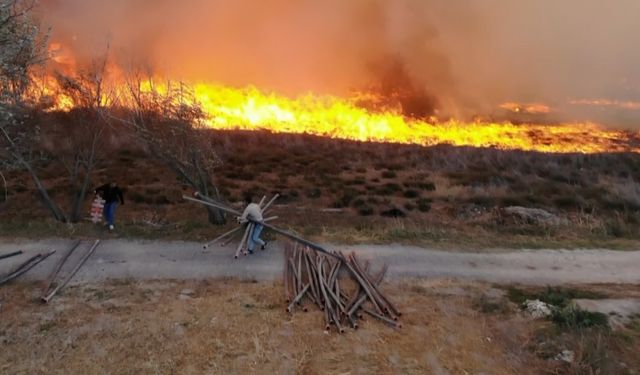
[0, 171, 6, 202]
[24, 161, 67, 222]
[69, 169, 92, 223]
[206, 205, 227, 225]
[1, 122, 66, 222]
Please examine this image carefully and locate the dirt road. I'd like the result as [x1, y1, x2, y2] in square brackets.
[1, 238, 639, 285]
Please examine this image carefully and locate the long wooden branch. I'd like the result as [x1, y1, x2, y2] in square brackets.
[182, 195, 241, 216]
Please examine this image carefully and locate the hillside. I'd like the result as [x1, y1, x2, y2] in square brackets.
[3, 117, 640, 249]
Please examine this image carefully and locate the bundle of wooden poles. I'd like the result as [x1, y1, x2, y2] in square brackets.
[284, 243, 401, 332]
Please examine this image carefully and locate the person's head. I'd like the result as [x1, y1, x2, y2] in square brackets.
[109, 181, 117, 188]
[244, 194, 253, 205]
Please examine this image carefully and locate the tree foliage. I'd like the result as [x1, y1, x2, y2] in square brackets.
[0, 0, 48, 102]
[109, 76, 227, 224]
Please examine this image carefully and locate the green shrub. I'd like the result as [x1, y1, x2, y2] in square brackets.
[552, 306, 609, 330]
[605, 219, 628, 238]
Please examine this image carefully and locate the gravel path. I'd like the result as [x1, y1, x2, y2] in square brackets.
[1, 238, 639, 285]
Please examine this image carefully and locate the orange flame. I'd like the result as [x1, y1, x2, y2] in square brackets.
[499, 102, 551, 115]
[189, 83, 638, 154]
[32, 75, 640, 154]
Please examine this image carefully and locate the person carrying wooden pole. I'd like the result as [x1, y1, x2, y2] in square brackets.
[238, 194, 267, 254]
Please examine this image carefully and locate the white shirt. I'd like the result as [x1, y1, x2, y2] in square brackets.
[240, 203, 263, 222]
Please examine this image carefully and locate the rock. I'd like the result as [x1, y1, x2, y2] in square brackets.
[180, 288, 195, 296]
[502, 206, 567, 225]
[524, 299, 552, 319]
[555, 350, 575, 363]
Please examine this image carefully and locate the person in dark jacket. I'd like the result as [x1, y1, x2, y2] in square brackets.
[95, 181, 124, 231]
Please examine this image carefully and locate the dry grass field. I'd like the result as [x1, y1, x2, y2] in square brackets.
[2, 278, 638, 374]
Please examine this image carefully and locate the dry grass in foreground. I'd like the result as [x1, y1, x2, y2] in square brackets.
[2, 279, 638, 374]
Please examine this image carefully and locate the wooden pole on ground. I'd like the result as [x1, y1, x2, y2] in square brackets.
[42, 240, 101, 303]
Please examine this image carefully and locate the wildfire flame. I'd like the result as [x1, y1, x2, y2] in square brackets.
[499, 102, 551, 115]
[32, 42, 640, 155]
[190, 84, 638, 154]
[35, 78, 640, 154]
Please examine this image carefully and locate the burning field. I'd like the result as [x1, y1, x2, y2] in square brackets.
[37, 74, 640, 154]
[3, 0, 640, 247]
[13, 0, 637, 156]
[4, 2, 640, 374]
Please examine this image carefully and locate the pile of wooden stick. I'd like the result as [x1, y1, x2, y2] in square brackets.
[284, 243, 401, 332]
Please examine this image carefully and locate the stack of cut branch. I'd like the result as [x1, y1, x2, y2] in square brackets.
[284, 243, 401, 332]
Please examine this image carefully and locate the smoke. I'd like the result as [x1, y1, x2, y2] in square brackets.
[38, 0, 640, 126]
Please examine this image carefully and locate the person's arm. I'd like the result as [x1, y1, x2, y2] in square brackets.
[239, 206, 250, 223]
[118, 188, 124, 205]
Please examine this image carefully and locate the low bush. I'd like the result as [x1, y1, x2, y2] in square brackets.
[305, 188, 321, 199]
[129, 191, 154, 204]
[381, 170, 397, 179]
[417, 182, 436, 191]
[416, 198, 432, 212]
[333, 189, 359, 208]
[352, 198, 367, 208]
[357, 206, 374, 216]
[552, 306, 609, 330]
[377, 183, 402, 196]
[473, 296, 510, 314]
[552, 195, 582, 210]
[403, 189, 420, 198]
[467, 196, 496, 208]
[380, 207, 406, 218]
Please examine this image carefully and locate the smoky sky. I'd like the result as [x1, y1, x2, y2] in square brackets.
[37, 0, 640, 126]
